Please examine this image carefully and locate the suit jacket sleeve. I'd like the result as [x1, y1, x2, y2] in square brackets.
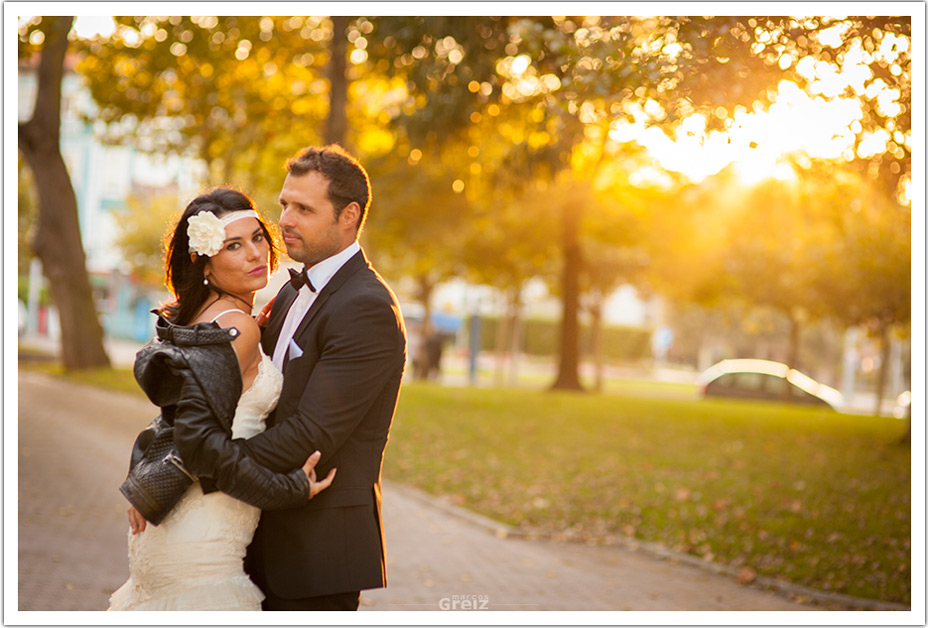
[240, 291, 403, 472]
[172, 366, 310, 509]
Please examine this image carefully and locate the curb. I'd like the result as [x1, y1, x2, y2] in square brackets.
[388, 482, 910, 612]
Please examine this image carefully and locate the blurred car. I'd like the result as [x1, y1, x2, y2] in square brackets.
[697, 359, 843, 411]
[895, 390, 911, 419]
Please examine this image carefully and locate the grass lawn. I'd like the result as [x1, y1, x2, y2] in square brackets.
[384, 383, 912, 605]
[20, 359, 145, 398]
[23, 354, 910, 605]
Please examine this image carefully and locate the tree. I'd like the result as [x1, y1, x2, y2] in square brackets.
[324, 16, 350, 146]
[77, 16, 332, 205]
[724, 177, 830, 376]
[364, 145, 473, 378]
[728, 162, 910, 412]
[800, 164, 911, 415]
[580, 147, 662, 390]
[365, 16, 511, 147]
[599, 16, 912, 388]
[18, 156, 38, 277]
[357, 18, 515, 379]
[18, 16, 110, 369]
[71, 15, 911, 393]
[76, 15, 410, 217]
[460, 180, 560, 385]
[485, 17, 749, 389]
[112, 193, 180, 285]
[649, 152, 909, 411]
[696, 16, 912, 204]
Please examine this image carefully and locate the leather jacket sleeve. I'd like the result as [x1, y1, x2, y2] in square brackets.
[170, 361, 310, 510]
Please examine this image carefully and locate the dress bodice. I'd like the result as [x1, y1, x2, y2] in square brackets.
[231, 352, 283, 439]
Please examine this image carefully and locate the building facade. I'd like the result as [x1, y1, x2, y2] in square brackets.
[19, 56, 205, 341]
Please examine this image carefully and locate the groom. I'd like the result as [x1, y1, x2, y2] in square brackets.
[240, 145, 407, 610]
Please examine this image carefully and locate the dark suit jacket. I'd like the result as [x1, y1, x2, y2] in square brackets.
[241, 248, 406, 599]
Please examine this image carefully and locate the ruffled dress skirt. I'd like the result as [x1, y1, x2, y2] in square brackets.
[108, 482, 264, 611]
[109, 353, 283, 611]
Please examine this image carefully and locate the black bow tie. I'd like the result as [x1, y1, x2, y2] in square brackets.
[288, 267, 316, 292]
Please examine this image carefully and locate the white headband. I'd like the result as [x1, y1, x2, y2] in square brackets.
[220, 209, 260, 226]
[188, 210, 261, 257]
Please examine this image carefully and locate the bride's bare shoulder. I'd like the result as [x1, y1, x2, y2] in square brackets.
[214, 311, 259, 347]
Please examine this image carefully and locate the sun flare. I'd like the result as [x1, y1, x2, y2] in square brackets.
[610, 59, 905, 188]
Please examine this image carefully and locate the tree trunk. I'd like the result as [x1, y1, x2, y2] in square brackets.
[222, 152, 235, 184]
[414, 274, 434, 381]
[874, 323, 891, 417]
[325, 16, 350, 147]
[786, 312, 801, 370]
[19, 16, 110, 370]
[495, 286, 522, 387]
[246, 144, 262, 192]
[551, 200, 585, 391]
[507, 287, 523, 387]
[784, 312, 801, 402]
[590, 299, 604, 393]
[494, 302, 510, 387]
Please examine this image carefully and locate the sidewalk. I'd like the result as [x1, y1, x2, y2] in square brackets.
[362, 485, 814, 612]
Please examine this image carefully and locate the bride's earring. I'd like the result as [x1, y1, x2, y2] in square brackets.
[203, 277, 209, 286]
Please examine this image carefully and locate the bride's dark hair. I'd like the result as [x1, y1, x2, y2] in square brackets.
[161, 188, 278, 325]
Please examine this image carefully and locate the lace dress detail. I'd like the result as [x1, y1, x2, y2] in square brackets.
[109, 354, 284, 611]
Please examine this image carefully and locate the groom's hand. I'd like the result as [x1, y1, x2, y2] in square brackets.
[127, 505, 148, 534]
[255, 296, 276, 327]
[302, 450, 337, 499]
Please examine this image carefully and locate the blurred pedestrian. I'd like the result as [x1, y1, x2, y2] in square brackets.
[426, 332, 444, 379]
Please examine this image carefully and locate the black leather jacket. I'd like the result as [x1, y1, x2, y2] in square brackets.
[129, 313, 309, 513]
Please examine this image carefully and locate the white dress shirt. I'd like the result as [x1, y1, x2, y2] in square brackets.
[271, 241, 361, 371]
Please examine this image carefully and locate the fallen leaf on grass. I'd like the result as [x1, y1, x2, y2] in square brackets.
[737, 567, 757, 585]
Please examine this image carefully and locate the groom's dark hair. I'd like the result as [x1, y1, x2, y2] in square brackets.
[287, 144, 371, 232]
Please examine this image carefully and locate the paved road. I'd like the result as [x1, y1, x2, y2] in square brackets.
[362, 486, 810, 612]
[17, 370, 814, 613]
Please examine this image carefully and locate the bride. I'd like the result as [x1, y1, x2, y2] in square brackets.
[108, 188, 334, 611]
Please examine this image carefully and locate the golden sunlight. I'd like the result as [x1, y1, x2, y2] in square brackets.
[611, 76, 878, 185]
[607, 23, 909, 188]
[72, 16, 116, 39]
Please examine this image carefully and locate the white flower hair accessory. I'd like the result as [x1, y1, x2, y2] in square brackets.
[187, 210, 260, 257]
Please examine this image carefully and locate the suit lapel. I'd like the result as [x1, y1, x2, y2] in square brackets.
[289, 249, 368, 343]
[262, 283, 299, 356]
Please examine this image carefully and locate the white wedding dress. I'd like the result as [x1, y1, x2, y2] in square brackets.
[108, 353, 283, 611]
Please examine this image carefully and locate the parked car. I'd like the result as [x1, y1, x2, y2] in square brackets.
[895, 390, 912, 419]
[697, 359, 843, 411]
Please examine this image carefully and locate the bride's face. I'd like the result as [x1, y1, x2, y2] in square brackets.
[203, 217, 271, 299]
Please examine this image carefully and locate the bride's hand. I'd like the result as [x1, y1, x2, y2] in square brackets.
[128, 505, 148, 535]
[302, 450, 337, 499]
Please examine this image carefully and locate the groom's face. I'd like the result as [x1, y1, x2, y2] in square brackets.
[278, 170, 346, 267]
